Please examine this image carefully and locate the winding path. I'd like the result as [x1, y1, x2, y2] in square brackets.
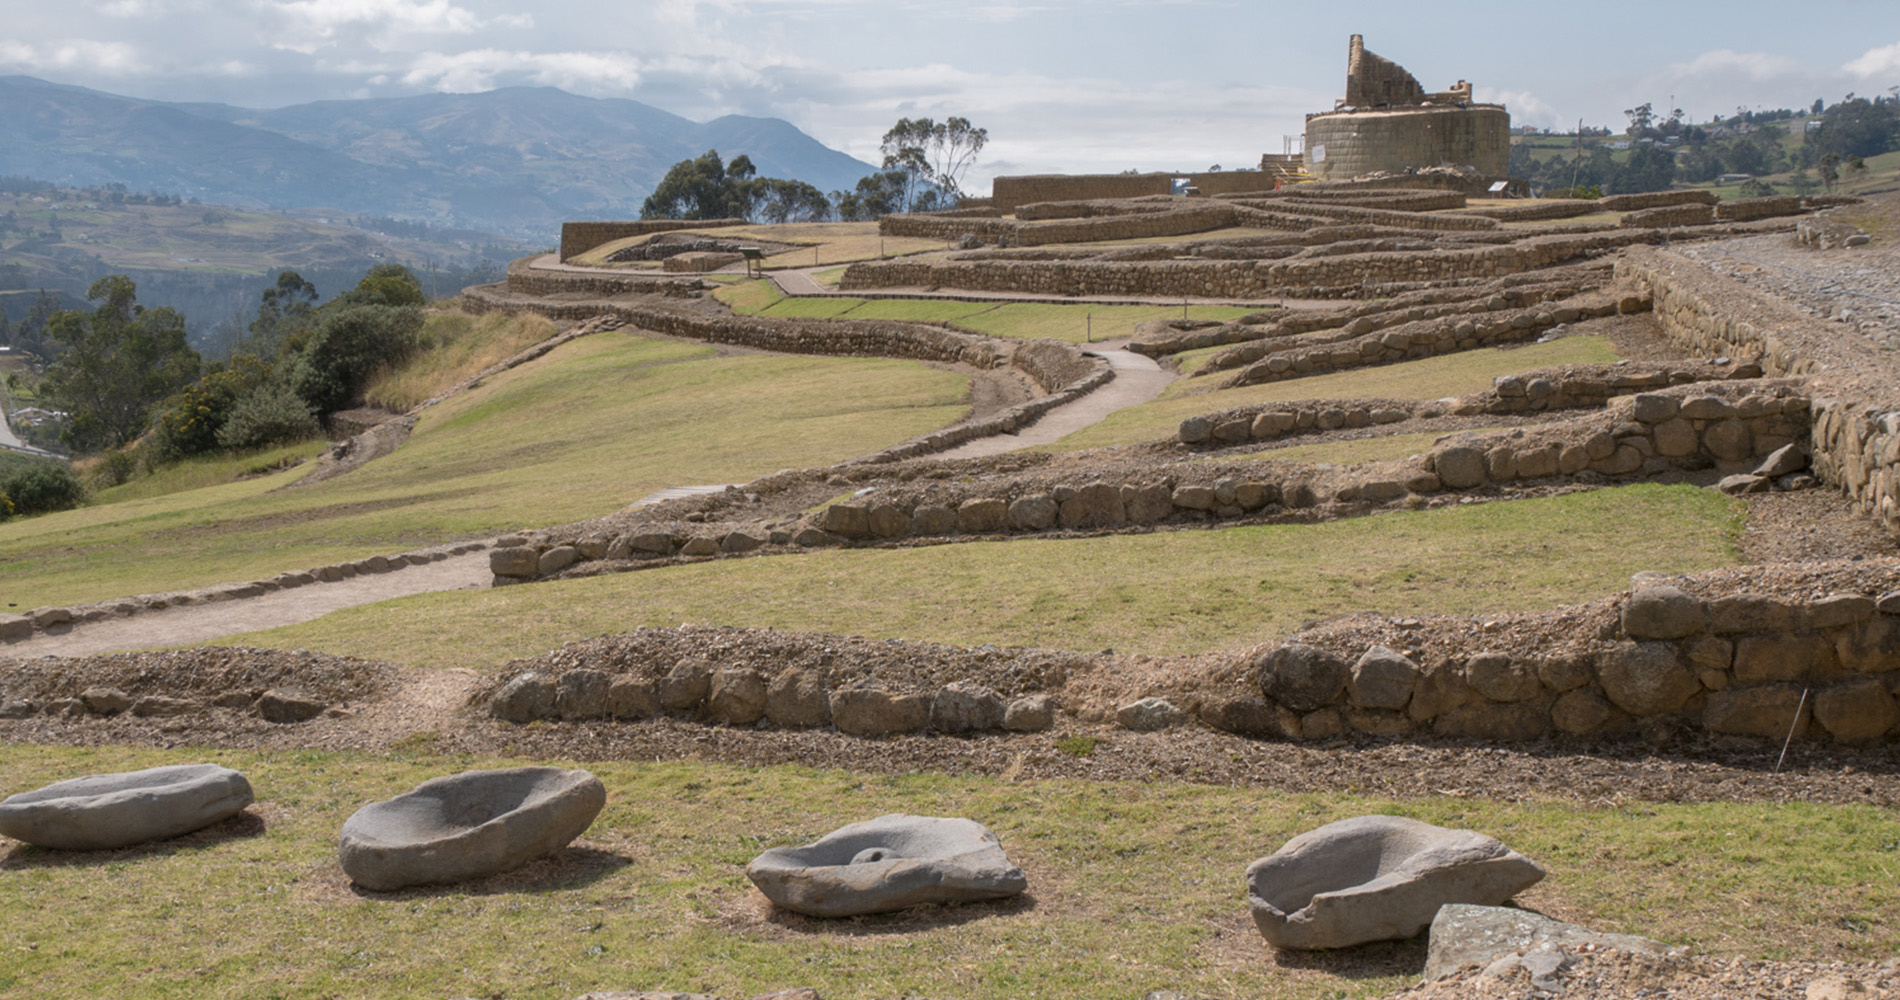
[5, 298, 1185, 660]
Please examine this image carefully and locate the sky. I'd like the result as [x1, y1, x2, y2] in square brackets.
[4, 0, 1899, 194]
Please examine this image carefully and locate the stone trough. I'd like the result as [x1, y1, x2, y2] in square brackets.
[1246, 815, 1545, 949]
[745, 814, 1027, 917]
[338, 767, 606, 891]
[0, 763, 254, 851]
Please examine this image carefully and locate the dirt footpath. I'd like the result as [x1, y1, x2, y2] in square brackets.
[8, 552, 491, 658]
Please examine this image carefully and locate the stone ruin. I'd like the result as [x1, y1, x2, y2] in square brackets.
[1304, 35, 1510, 182]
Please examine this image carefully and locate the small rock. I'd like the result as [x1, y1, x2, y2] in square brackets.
[1116, 697, 1186, 732]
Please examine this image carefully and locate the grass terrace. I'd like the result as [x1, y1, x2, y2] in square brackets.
[220, 484, 1742, 671]
[0, 746, 1891, 1000]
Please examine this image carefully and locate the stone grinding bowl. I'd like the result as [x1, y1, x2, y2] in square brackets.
[0, 763, 255, 851]
[1246, 814, 1546, 950]
[338, 766, 606, 892]
[745, 813, 1027, 917]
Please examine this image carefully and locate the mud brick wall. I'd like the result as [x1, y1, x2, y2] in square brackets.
[560, 219, 748, 261]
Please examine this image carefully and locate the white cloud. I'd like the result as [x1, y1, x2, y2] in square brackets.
[398, 49, 646, 93]
[1478, 87, 1559, 128]
[1844, 40, 1900, 79]
[1671, 49, 1801, 81]
[0, 39, 148, 75]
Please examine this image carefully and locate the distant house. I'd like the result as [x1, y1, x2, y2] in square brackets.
[1718, 173, 1752, 184]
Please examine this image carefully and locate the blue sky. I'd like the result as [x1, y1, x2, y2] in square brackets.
[4, 0, 1898, 193]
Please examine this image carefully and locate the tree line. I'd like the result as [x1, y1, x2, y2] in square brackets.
[2, 263, 434, 519]
[640, 117, 989, 223]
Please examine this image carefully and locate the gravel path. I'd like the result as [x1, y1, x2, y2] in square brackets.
[5, 552, 492, 658]
[1677, 203, 1900, 347]
[934, 343, 1172, 458]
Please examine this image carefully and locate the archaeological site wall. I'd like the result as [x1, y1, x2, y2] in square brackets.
[559, 219, 748, 261]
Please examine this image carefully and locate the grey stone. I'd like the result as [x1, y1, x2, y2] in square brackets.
[868, 505, 910, 539]
[339, 767, 605, 891]
[1349, 645, 1419, 710]
[821, 504, 870, 538]
[80, 687, 133, 716]
[1007, 494, 1057, 530]
[659, 661, 711, 711]
[1704, 685, 1810, 739]
[1425, 904, 1684, 981]
[0, 764, 254, 851]
[1002, 694, 1056, 731]
[1058, 482, 1126, 529]
[766, 669, 831, 728]
[955, 498, 1009, 533]
[708, 668, 768, 725]
[1621, 584, 1704, 639]
[721, 531, 764, 553]
[1432, 446, 1487, 489]
[0, 699, 35, 719]
[1716, 473, 1772, 495]
[831, 688, 929, 735]
[489, 546, 538, 577]
[0, 614, 31, 642]
[606, 676, 657, 719]
[1246, 815, 1545, 950]
[930, 682, 1006, 733]
[679, 536, 719, 556]
[556, 669, 612, 721]
[131, 696, 197, 717]
[630, 532, 675, 555]
[1259, 643, 1349, 712]
[1813, 678, 1899, 743]
[490, 672, 556, 723]
[911, 505, 956, 535]
[259, 689, 326, 724]
[1597, 641, 1700, 717]
[1752, 443, 1809, 477]
[1116, 697, 1187, 731]
[1463, 653, 1542, 703]
[745, 814, 1027, 917]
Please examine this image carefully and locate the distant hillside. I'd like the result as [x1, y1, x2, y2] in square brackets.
[0, 179, 538, 351]
[0, 77, 880, 240]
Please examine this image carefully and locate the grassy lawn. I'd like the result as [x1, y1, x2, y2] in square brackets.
[712, 282, 1255, 345]
[222, 484, 1740, 670]
[363, 311, 560, 412]
[1219, 427, 1512, 466]
[0, 334, 970, 608]
[89, 440, 331, 505]
[0, 745, 1891, 1000]
[1050, 336, 1620, 451]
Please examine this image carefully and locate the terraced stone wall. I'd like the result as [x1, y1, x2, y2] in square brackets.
[559, 219, 748, 261]
[1207, 580, 1900, 744]
[1618, 247, 1900, 536]
[1303, 105, 1511, 180]
[988, 172, 1277, 214]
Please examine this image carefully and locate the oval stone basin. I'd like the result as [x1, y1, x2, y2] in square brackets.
[1246, 814, 1545, 950]
[338, 766, 605, 891]
[0, 763, 254, 851]
[745, 813, 1027, 917]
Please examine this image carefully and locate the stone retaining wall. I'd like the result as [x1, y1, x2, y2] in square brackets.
[497, 257, 704, 298]
[1178, 361, 1767, 447]
[1617, 247, 1900, 535]
[559, 219, 748, 261]
[1597, 191, 1719, 212]
[1456, 200, 1601, 222]
[1619, 204, 1714, 229]
[1203, 578, 1900, 744]
[1225, 198, 1498, 233]
[1714, 196, 1805, 223]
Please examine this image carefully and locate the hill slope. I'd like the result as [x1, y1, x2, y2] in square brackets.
[0, 77, 879, 239]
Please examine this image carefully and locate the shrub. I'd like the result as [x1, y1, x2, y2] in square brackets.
[0, 457, 85, 517]
[153, 358, 272, 460]
[218, 382, 321, 451]
[286, 305, 425, 415]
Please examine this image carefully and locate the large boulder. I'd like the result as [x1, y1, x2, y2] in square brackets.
[1424, 904, 1685, 982]
[338, 767, 605, 891]
[1259, 643, 1349, 712]
[0, 764, 254, 850]
[1245, 815, 1545, 950]
[745, 814, 1027, 917]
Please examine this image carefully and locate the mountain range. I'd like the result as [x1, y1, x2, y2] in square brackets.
[0, 76, 880, 240]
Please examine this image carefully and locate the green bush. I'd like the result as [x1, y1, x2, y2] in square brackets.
[286, 305, 424, 415]
[218, 382, 321, 451]
[154, 356, 273, 460]
[0, 456, 85, 517]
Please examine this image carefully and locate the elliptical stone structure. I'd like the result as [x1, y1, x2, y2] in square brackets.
[1303, 35, 1510, 182]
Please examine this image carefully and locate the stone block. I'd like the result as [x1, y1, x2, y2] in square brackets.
[1551, 689, 1616, 734]
[1621, 585, 1705, 639]
[1708, 593, 1797, 634]
[911, 505, 957, 535]
[1349, 645, 1419, 710]
[537, 545, 580, 576]
[1464, 653, 1542, 703]
[1804, 594, 1874, 631]
[1834, 616, 1900, 673]
[831, 688, 929, 735]
[1812, 678, 1898, 743]
[868, 505, 911, 538]
[606, 676, 657, 719]
[490, 673, 555, 723]
[1122, 484, 1175, 523]
[659, 661, 711, 711]
[821, 504, 871, 538]
[1007, 494, 1057, 530]
[1198, 695, 1294, 738]
[931, 682, 1006, 732]
[1259, 643, 1348, 712]
[766, 670, 830, 728]
[1171, 485, 1217, 510]
[722, 531, 764, 553]
[1002, 694, 1056, 732]
[1597, 641, 1698, 717]
[1703, 686, 1810, 740]
[259, 689, 326, 723]
[956, 498, 1009, 533]
[1433, 701, 1549, 741]
[679, 536, 719, 556]
[1733, 633, 1837, 685]
[708, 668, 768, 725]
[555, 669, 611, 720]
[1058, 482, 1126, 529]
[489, 546, 539, 577]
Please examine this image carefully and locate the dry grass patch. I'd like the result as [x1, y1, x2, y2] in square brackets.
[363, 310, 560, 412]
[0, 746, 1891, 1000]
